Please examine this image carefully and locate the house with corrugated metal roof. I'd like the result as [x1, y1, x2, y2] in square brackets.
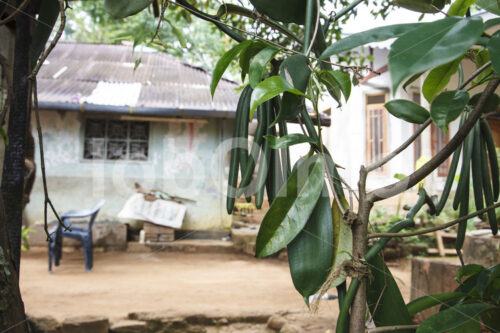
[25, 41, 241, 232]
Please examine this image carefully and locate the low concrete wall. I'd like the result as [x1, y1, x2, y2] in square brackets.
[463, 231, 500, 268]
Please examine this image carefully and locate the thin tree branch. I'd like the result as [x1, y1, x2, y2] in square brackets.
[368, 201, 500, 239]
[32, 79, 69, 241]
[0, 0, 30, 25]
[334, 0, 367, 22]
[460, 61, 492, 90]
[151, 0, 168, 42]
[366, 119, 431, 172]
[368, 79, 500, 203]
[217, 4, 302, 45]
[366, 324, 419, 332]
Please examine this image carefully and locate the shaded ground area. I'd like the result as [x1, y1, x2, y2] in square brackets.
[20, 248, 412, 331]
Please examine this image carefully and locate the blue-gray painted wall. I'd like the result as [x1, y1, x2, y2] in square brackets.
[25, 110, 234, 230]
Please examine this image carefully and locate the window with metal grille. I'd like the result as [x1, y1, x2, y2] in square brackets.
[366, 94, 387, 170]
[431, 123, 449, 177]
[84, 119, 149, 161]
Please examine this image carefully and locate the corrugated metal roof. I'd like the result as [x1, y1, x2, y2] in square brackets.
[37, 42, 239, 116]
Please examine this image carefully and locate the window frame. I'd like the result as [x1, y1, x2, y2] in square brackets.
[366, 93, 388, 172]
[82, 117, 150, 162]
[412, 92, 423, 167]
[430, 123, 450, 177]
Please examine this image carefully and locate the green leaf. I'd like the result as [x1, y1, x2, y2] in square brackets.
[239, 40, 268, 82]
[287, 187, 333, 302]
[477, 265, 500, 297]
[330, 198, 352, 287]
[403, 72, 424, 92]
[271, 55, 312, 125]
[447, 0, 478, 16]
[417, 303, 494, 333]
[485, 18, 500, 29]
[264, 134, 317, 149]
[389, 17, 484, 92]
[280, 55, 311, 92]
[255, 154, 325, 257]
[367, 254, 414, 330]
[394, 0, 446, 13]
[318, 70, 351, 104]
[32, 0, 60, 65]
[210, 40, 252, 97]
[457, 264, 484, 283]
[477, 0, 500, 15]
[449, 319, 480, 333]
[104, 0, 153, 19]
[394, 173, 407, 180]
[249, 76, 306, 119]
[165, 19, 187, 48]
[318, 23, 422, 62]
[249, 47, 280, 88]
[250, 0, 310, 24]
[468, 93, 500, 114]
[407, 292, 467, 316]
[488, 31, 500, 75]
[385, 99, 430, 124]
[423, 57, 463, 103]
[430, 90, 469, 132]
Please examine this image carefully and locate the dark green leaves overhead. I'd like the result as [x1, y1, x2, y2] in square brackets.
[249, 0, 310, 24]
[430, 90, 469, 132]
[32, 0, 60, 65]
[249, 76, 306, 119]
[287, 188, 333, 304]
[318, 23, 422, 62]
[249, 47, 280, 88]
[264, 134, 318, 149]
[385, 99, 430, 124]
[423, 57, 463, 103]
[488, 31, 500, 75]
[389, 17, 484, 92]
[104, 0, 153, 19]
[211, 40, 252, 97]
[255, 154, 325, 257]
[394, 0, 446, 13]
[416, 303, 494, 333]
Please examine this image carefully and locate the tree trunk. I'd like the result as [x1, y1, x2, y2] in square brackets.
[0, 193, 28, 332]
[0, 1, 32, 331]
[1, 0, 32, 274]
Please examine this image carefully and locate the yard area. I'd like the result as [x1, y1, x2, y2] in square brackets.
[20, 247, 412, 332]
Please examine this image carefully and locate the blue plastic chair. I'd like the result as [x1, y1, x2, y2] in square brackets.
[48, 200, 105, 273]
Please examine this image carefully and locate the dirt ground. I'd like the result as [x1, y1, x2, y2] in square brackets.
[19, 248, 412, 331]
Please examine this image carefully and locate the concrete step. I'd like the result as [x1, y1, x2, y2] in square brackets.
[127, 240, 235, 254]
